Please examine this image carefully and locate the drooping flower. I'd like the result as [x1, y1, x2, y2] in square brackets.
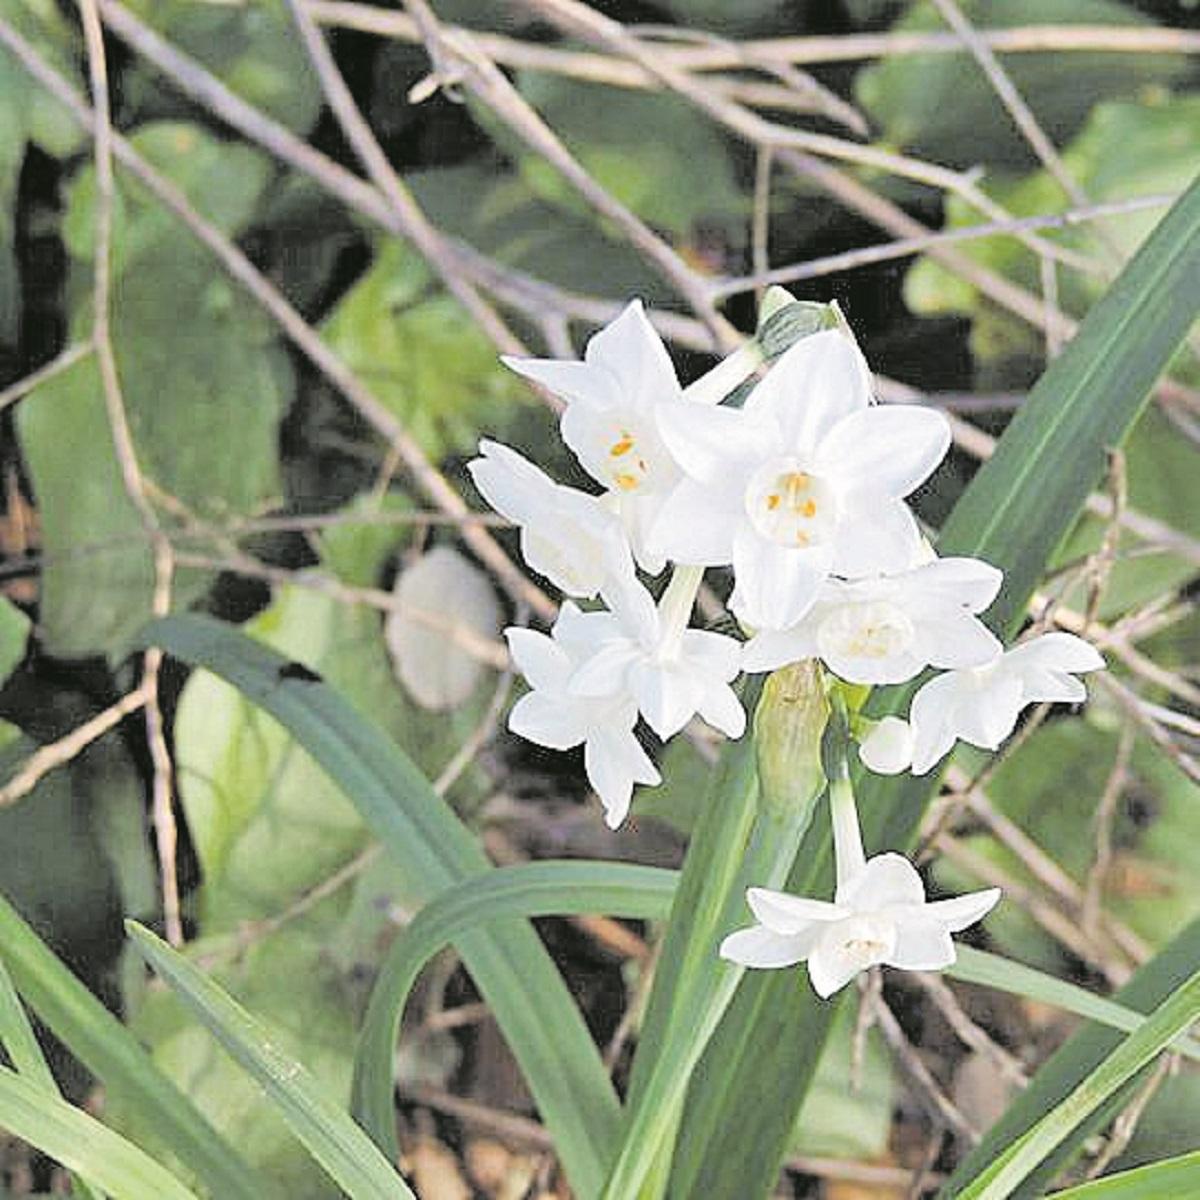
[566, 568, 746, 742]
[741, 556, 1002, 683]
[467, 440, 635, 600]
[506, 604, 660, 829]
[502, 300, 687, 573]
[650, 329, 951, 631]
[720, 854, 1001, 996]
[905, 631, 1106, 774]
[720, 751, 999, 996]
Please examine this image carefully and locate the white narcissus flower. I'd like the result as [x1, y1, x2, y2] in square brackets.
[502, 300, 686, 573]
[467, 440, 635, 600]
[720, 855, 1001, 997]
[651, 329, 951, 631]
[720, 754, 999, 997]
[908, 631, 1106, 775]
[506, 603, 660, 830]
[566, 568, 746, 742]
[742, 556, 1002, 684]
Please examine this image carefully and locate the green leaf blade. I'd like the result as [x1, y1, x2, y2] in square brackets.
[137, 613, 623, 1200]
[126, 922, 416, 1200]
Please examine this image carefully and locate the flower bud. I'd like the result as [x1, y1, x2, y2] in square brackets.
[755, 290, 837, 363]
[858, 716, 914, 776]
[754, 660, 830, 820]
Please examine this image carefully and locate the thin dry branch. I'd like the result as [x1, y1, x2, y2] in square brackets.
[0, 17, 558, 621]
[0, 685, 150, 808]
[307, 5, 1200, 68]
[76, 0, 182, 947]
[401, 0, 738, 350]
[710, 193, 1171, 299]
[0, 342, 93, 414]
[513, 0, 1091, 274]
[281, 0, 522, 357]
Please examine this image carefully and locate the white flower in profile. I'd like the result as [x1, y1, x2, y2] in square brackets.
[720, 758, 999, 997]
[720, 855, 1001, 997]
[468, 440, 635, 600]
[742, 556, 1002, 683]
[506, 603, 660, 829]
[907, 631, 1106, 775]
[502, 300, 686, 573]
[566, 568, 746, 742]
[650, 329, 951, 631]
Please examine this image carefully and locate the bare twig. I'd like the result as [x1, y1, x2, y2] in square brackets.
[912, 973, 1028, 1089]
[868, 988, 980, 1144]
[1083, 724, 1135, 943]
[0, 17, 557, 619]
[0, 685, 150, 808]
[0, 342, 93, 414]
[281, 0, 522, 357]
[708, 193, 1171, 300]
[305, 6, 1200, 70]
[401, 0, 738, 350]
[77, 0, 182, 946]
[515, 0, 1090, 272]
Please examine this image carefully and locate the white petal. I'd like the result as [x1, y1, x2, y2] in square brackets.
[903, 556, 1003, 613]
[841, 852, 926, 911]
[468, 440, 549, 524]
[648, 478, 742, 567]
[1005, 632, 1105, 676]
[730, 527, 828, 631]
[1021, 670, 1089, 705]
[831, 498, 924, 578]
[816, 405, 950, 500]
[719, 925, 815, 969]
[585, 727, 660, 829]
[925, 888, 1001, 933]
[955, 673, 1024, 750]
[560, 399, 625, 488]
[584, 299, 682, 411]
[806, 938, 870, 999]
[697, 683, 747, 739]
[821, 643, 925, 687]
[747, 887, 847, 933]
[568, 641, 641, 697]
[656, 399, 773, 486]
[502, 355, 618, 410]
[909, 671, 970, 774]
[679, 628, 743, 680]
[509, 692, 588, 750]
[915, 611, 1003, 671]
[859, 717, 914, 775]
[744, 330, 869, 452]
[741, 625, 820, 673]
[631, 660, 704, 740]
[886, 917, 956, 972]
[505, 627, 570, 692]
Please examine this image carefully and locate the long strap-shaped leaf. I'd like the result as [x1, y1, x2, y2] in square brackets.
[0, 958, 103, 1200]
[942, 914, 1200, 1196]
[354, 862, 677, 1156]
[956, 967, 1200, 1199]
[0, 1063, 200, 1200]
[350, 860, 1199, 1166]
[0, 892, 265, 1200]
[1047, 1150, 1200, 1198]
[127, 923, 416, 1200]
[134, 613, 621, 1199]
[669, 175, 1200, 1199]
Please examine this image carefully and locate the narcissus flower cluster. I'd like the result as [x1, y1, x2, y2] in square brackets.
[469, 298, 1105, 994]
